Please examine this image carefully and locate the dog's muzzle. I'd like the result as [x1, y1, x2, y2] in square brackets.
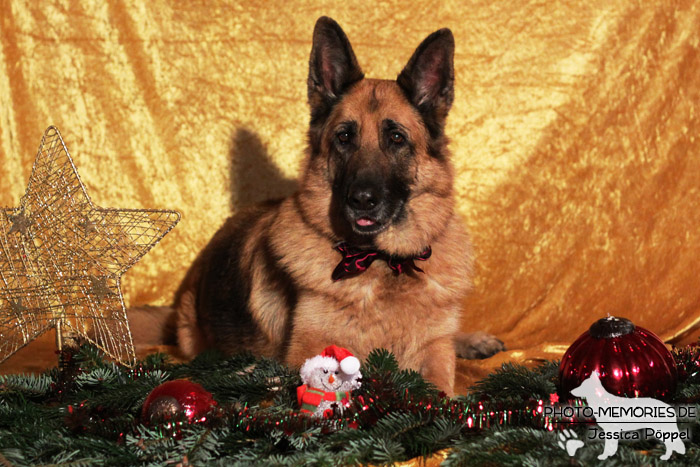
[345, 179, 390, 234]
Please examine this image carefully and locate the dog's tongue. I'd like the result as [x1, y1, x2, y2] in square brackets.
[357, 217, 375, 227]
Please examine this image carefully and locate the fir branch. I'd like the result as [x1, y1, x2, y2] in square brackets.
[370, 411, 426, 440]
[409, 417, 463, 457]
[1, 344, 698, 465]
[0, 373, 54, 399]
[363, 349, 400, 374]
[469, 361, 558, 403]
[366, 437, 406, 465]
[286, 426, 322, 451]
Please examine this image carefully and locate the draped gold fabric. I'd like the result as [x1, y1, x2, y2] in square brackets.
[1, 1, 699, 387]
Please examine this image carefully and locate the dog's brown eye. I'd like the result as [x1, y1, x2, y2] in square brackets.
[337, 132, 350, 144]
[391, 132, 404, 144]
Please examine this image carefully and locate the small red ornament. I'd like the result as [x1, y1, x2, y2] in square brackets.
[559, 316, 677, 400]
[141, 380, 217, 424]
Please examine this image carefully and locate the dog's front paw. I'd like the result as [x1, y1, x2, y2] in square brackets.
[557, 429, 584, 457]
[454, 331, 505, 359]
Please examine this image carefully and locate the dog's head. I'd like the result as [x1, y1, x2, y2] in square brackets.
[299, 17, 456, 256]
[570, 370, 605, 399]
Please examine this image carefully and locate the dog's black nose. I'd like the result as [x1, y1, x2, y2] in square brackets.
[348, 187, 379, 211]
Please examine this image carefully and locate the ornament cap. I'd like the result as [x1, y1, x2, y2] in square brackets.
[589, 316, 635, 339]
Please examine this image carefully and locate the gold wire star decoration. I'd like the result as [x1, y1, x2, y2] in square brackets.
[0, 126, 180, 367]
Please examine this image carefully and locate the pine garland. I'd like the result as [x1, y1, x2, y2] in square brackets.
[1, 344, 699, 466]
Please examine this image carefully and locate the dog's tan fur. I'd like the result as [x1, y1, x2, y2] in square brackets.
[172, 17, 503, 395]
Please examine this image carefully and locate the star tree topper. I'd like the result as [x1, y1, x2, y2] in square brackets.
[0, 126, 180, 366]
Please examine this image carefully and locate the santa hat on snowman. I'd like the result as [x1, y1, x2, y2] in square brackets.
[297, 345, 362, 417]
[300, 345, 361, 381]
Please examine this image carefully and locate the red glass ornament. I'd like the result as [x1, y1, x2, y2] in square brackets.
[559, 316, 677, 400]
[141, 379, 217, 424]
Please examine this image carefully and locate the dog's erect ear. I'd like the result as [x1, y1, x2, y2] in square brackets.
[397, 29, 454, 136]
[308, 17, 364, 122]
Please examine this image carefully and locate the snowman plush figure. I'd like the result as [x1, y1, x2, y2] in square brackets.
[297, 345, 362, 418]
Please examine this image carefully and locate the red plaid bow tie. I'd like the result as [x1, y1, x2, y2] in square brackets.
[332, 242, 432, 281]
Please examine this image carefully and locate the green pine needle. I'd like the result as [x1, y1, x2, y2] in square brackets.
[1, 344, 697, 465]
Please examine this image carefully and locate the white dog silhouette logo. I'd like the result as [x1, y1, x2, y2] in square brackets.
[570, 371, 686, 460]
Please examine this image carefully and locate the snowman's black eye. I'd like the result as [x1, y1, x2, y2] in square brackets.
[335, 371, 339, 374]
[323, 369, 328, 374]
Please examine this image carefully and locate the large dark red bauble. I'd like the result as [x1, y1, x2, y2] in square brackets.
[559, 317, 677, 400]
[141, 379, 217, 424]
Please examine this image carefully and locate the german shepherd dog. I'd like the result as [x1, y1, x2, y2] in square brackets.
[173, 17, 504, 395]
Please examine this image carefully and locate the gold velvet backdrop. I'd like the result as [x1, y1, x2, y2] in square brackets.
[1, 1, 699, 384]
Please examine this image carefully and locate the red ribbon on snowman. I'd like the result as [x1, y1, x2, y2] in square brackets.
[297, 345, 362, 418]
